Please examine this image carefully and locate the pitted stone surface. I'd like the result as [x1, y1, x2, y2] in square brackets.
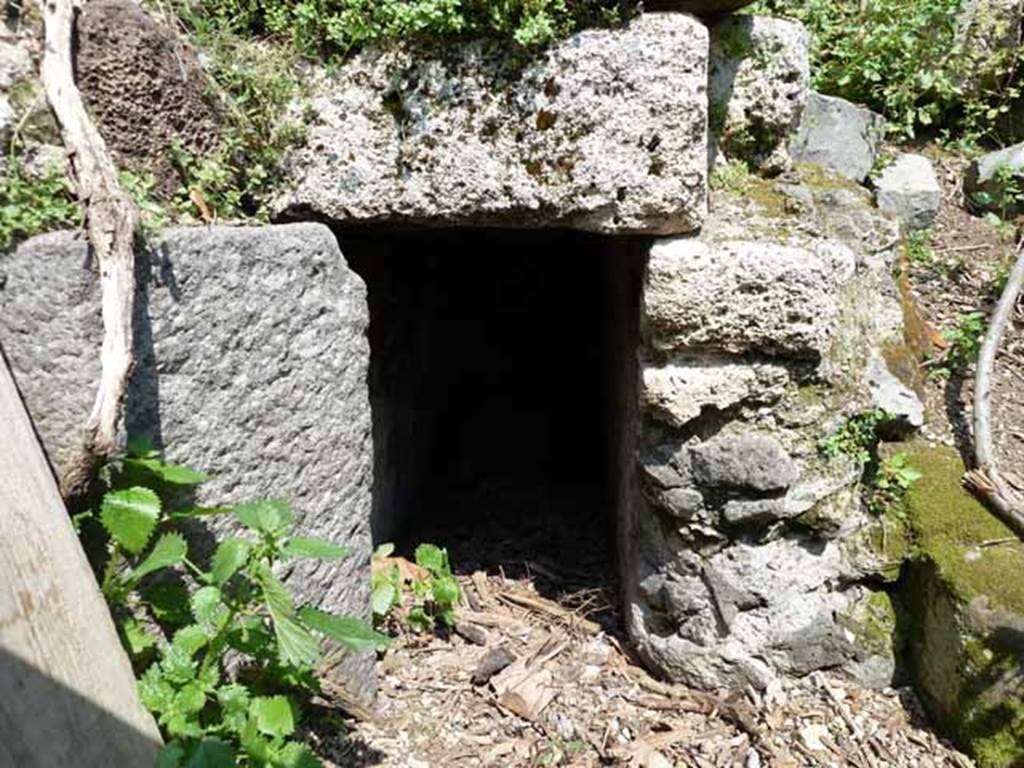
[276, 13, 708, 234]
[691, 431, 798, 492]
[643, 238, 856, 358]
[709, 15, 810, 173]
[875, 153, 941, 232]
[0, 224, 376, 703]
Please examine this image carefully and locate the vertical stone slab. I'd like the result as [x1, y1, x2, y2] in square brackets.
[0, 223, 376, 701]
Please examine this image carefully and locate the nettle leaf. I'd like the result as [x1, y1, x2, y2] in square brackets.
[432, 574, 460, 607]
[234, 499, 293, 534]
[139, 666, 176, 714]
[259, 567, 321, 668]
[186, 738, 235, 768]
[100, 487, 161, 554]
[174, 681, 207, 714]
[226, 615, 274, 658]
[121, 617, 158, 657]
[191, 586, 230, 633]
[210, 538, 251, 585]
[144, 580, 192, 626]
[170, 506, 233, 519]
[250, 695, 296, 738]
[217, 683, 251, 734]
[414, 543, 445, 573]
[276, 740, 323, 768]
[129, 532, 188, 583]
[162, 644, 199, 685]
[371, 582, 396, 616]
[127, 456, 208, 486]
[298, 607, 390, 652]
[281, 536, 349, 561]
[172, 625, 209, 657]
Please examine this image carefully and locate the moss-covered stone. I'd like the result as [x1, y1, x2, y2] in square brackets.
[901, 444, 1024, 767]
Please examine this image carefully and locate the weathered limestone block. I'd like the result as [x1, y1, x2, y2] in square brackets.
[0, 224, 376, 703]
[791, 92, 885, 183]
[643, 238, 856, 358]
[709, 16, 810, 173]
[875, 153, 941, 232]
[902, 446, 1024, 768]
[276, 13, 708, 235]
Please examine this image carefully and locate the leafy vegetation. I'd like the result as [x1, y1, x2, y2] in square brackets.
[709, 157, 753, 196]
[931, 311, 987, 377]
[819, 410, 889, 464]
[869, 451, 923, 517]
[970, 163, 1024, 219]
[371, 542, 461, 633]
[85, 441, 387, 766]
[0, 158, 79, 249]
[171, 0, 636, 56]
[749, 0, 1022, 143]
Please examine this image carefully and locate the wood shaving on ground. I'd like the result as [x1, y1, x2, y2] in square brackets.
[309, 571, 973, 768]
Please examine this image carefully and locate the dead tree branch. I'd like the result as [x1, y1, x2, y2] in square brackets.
[41, 0, 139, 503]
[964, 242, 1024, 540]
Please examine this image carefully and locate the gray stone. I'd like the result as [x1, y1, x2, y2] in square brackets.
[875, 153, 941, 232]
[865, 354, 925, 434]
[276, 13, 708, 235]
[709, 16, 810, 174]
[0, 224, 376, 703]
[791, 92, 885, 182]
[965, 141, 1024, 215]
[722, 498, 792, 526]
[690, 431, 798, 492]
[643, 237, 856, 359]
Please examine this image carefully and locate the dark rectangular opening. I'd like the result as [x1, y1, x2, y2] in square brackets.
[339, 228, 644, 595]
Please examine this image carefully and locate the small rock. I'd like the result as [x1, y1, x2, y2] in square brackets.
[874, 153, 941, 231]
[471, 646, 516, 686]
[722, 498, 792, 526]
[799, 724, 830, 751]
[965, 141, 1024, 215]
[690, 432, 799, 492]
[453, 621, 489, 646]
[865, 354, 924, 434]
[791, 92, 885, 182]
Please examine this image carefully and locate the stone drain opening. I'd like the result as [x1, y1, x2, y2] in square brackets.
[338, 228, 647, 595]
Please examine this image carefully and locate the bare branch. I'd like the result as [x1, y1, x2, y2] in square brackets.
[41, 0, 139, 502]
[966, 241, 1024, 540]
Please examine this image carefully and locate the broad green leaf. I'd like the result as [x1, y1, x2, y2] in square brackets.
[121, 617, 157, 657]
[162, 644, 198, 685]
[259, 567, 321, 667]
[172, 625, 209, 657]
[226, 616, 274, 657]
[175, 681, 207, 714]
[129, 533, 188, 583]
[281, 537, 349, 561]
[155, 742, 186, 768]
[298, 607, 390, 652]
[126, 456, 207, 485]
[165, 712, 204, 740]
[277, 741, 323, 768]
[144, 580, 192, 626]
[100, 487, 160, 554]
[210, 538, 250, 585]
[191, 586, 230, 633]
[126, 435, 158, 459]
[250, 695, 295, 738]
[139, 666, 176, 714]
[432, 574, 461, 607]
[234, 499, 293, 534]
[186, 738, 235, 768]
[373, 542, 395, 559]
[217, 684, 251, 734]
[414, 543, 445, 573]
[170, 506, 233, 519]
[371, 582, 396, 616]
[240, 718, 271, 763]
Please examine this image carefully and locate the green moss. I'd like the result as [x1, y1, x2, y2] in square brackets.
[796, 162, 863, 195]
[905, 445, 1024, 614]
[843, 590, 898, 657]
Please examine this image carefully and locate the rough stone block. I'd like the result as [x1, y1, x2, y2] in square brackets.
[643, 237, 856, 358]
[276, 13, 708, 235]
[709, 15, 810, 173]
[875, 153, 941, 232]
[0, 224, 376, 702]
[690, 430, 798, 492]
[965, 141, 1024, 215]
[791, 92, 885, 182]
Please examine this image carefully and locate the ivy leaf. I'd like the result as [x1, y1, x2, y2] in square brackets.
[234, 500, 293, 534]
[210, 538, 250, 585]
[250, 695, 295, 738]
[281, 537, 349, 561]
[100, 487, 161, 554]
[414, 543, 445, 574]
[298, 607, 390, 652]
[126, 456, 207, 486]
[129, 533, 188, 584]
[259, 568, 321, 668]
[186, 738, 236, 768]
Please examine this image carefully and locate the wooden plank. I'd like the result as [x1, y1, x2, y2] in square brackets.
[0, 351, 161, 766]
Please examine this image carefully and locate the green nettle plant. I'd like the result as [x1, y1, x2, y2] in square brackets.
[819, 410, 888, 464]
[869, 451, 923, 517]
[371, 542, 461, 632]
[85, 442, 387, 767]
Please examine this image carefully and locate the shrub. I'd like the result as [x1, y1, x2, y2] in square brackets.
[83, 441, 387, 766]
[748, 0, 1022, 143]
